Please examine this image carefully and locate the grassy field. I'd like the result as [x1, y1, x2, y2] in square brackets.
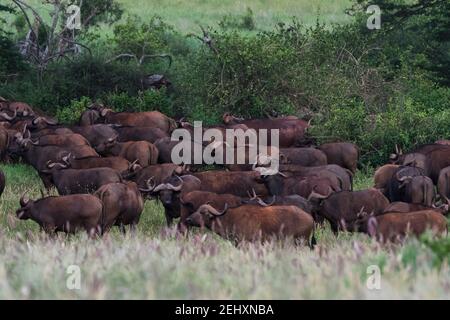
[12, 0, 352, 33]
[1, 163, 450, 299]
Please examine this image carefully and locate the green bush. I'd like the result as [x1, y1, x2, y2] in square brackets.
[56, 97, 92, 124]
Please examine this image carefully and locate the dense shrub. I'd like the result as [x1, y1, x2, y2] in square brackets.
[56, 96, 93, 124]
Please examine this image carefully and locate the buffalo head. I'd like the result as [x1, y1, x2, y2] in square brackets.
[185, 203, 228, 228]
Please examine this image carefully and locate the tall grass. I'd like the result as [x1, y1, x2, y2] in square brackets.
[9, 0, 351, 34]
[1, 164, 450, 299]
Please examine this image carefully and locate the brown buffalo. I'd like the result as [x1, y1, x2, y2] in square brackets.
[130, 163, 186, 188]
[179, 191, 244, 231]
[70, 124, 118, 149]
[154, 136, 204, 165]
[140, 174, 202, 226]
[244, 192, 313, 214]
[438, 166, 450, 204]
[279, 147, 327, 166]
[258, 172, 341, 199]
[374, 164, 399, 194]
[0, 127, 9, 160]
[79, 109, 100, 126]
[94, 182, 144, 233]
[0, 100, 35, 117]
[44, 164, 122, 195]
[399, 175, 435, 207]
[361, 210, 448, 242]
[192, 171, 268, 198]
[318, 142, 359, 173]
[186, 204, 315, 245]
[96, 140, 159, 167]
[387, 166, 426, 203]
[28, 133, 90, 147]
[57, 154, 131, 174]
[16, 194, 104, 235]
[274, 164, 353, 191]
[310, 188, 389, 233]
[99, 109, 177, 133]
[0, 109, 16, 122]
[222, 113, 310, 148]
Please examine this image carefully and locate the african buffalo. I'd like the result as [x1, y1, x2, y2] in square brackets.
[44, 164, 122, 195]
[29, 133, 90, 148]
[318, 142, 359, 173]
[274, 164, 353, 191]
[374, 164, 399, 194]
[179, 191, 245, 231]
[128, 163, 186, 188]
[360, 210, 448, 242]
[310, 188, 389, 233]
[258, 172, 341, 199]
[79, 109, 100, 126]
[0, 99, 35, 117]
[438, 166, 450, 204]
[96, 140, 159, 167]
[0, 127, 8, 160]
[387, 166, 426, 203]
[140, 174, 202, 226]
[399, 175, 435, 207]
[99, 109, 177, 133]
[192, 171, 268, 198]
[70, 124, 118, 149]
[244, 192, 313, 214]
[51, 155, 132, 176]
[186, 204, 315, 245]
[94, 182, 144, 233]
[222, 113, 310, 148]
[279, 147, 327, 167]
[16, 194, 104, 235]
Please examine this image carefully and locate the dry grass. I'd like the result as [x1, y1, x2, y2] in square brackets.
[1, 164, 450, 299]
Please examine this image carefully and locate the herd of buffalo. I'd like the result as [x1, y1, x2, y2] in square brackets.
[0, 96, 448, 245]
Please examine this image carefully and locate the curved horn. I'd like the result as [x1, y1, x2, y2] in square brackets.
[43, 117, 58, 125]
[20, 194, 30, 207]
[257, 195, 276, 207]
[307, 186, 332, 201]
[395, 144, 399, 154]
[139, 178, 157, 193]
[199, 203, 228, 217]
[166, 175, 184, 191]
[30, 138, 39, 145]
[107, 135, 118, 143]
[31, 117, 41, 125]
[153, 183, 168, 192]
[0, 110, 16, 121]
[398, 175, 412, 182]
